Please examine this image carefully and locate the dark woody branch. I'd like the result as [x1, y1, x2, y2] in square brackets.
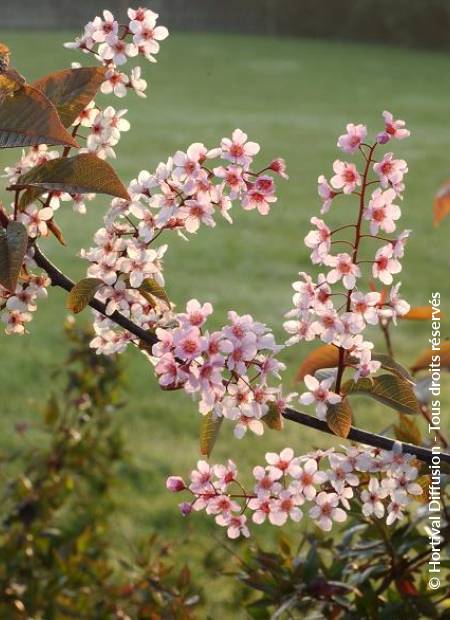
[33, 244, 450, 466]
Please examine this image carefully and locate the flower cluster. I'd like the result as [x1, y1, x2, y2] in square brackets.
[0, 258, 50, 335]
[78, 104, 131, 161]
[65, 7, 169, 98]
[80, 131, 286, 356]
[284, 111, 411, 418]
[2, 6, 166, 251]
[152, 300, 293, 438]
[167, 443, 423, 538]
[0, 7, 167, 337]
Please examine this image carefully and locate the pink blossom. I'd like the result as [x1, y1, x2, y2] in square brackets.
[330, 160, 361, 194]
[91, 10, 118, 43]
[384, 469, 423, 496]
[2, 310, 32, 335]
[215, 513, 250, 539]
[283, 314, 316, 345]
[252, 465, 282, 497]
[75, 101, 98, 127]
[189, 460, 214, 493]
[214, 460, 238, 490]
[185, 358, 224, 399]
[241, 187, 277, 215]
[101, 68, 128, 97]
[99, 33, 138, 66]
[350, 291, 381, 325]
[289, 272, 316, 314]
[254, 175, 275, 195]
[19, 205, 53, 238]
[364, 188, 401, 235]
[388, 282, 410, 320]
[6, 286, 37, 313]
[155, 353, 188, 387]
[178, 298, 213, 328]
[373, 152, 408, 190]
[353, 350, 381, 380]
[221, 129, 260, 167]
[317, 175, 336, 213]
[129, 11, 169, 59]
[233, 414, 264, 439]
[313, 275, 333, 310]
[309, 491, 347, 531]
[213, 164, 246, 196]
[129, 66, 147, 97]
[221, 333, 258, 375]
[117, 244, 163, 288]
[328, 453, 359, 489]
[152, 328, 174, 357]
[292, 458, 327, 500]
[372, 245, 401, 285]
[386, 490, 410, 525]
[100, 280, 131, 315]
[325, 253, 361, 290]
[299, 374, 342, 420]
[223, 311, 265, 342]
[337, 123, 367, 154]
[335, 484, 354, 509]
[311, 308, 342, 344]
[265, 448, 299, 477]
[379, 110, 411, 142]
[179, 198, 215, 233]
[173, 143, 207, 181]
[336, 311, 365, 349]
[206, 494, 240, 516]
[270, 490, 303, 525]
[269, 158, 288, 179]
[304, 217, 331, 264]
[248, 496, 278, 524]
[392, 229, 411, 259]
[173, 326, 206, 360]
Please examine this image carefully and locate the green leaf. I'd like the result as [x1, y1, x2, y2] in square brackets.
[262, 402, 284, 431]
[0, 221, 28, 291]
[326, 398, 352, 438]
[66, 277, 103, 314]
[372, 353, 413, 383]
[0, 85, 78, 148]
[199, 412, 223, 457]
[138, 277, 170, 308]
[342, 374, 420, 416]
[16, 153, 130, 207]
[32, 67, 106, 127]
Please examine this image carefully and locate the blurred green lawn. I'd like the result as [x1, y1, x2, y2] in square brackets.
[0, 29, 449, 591]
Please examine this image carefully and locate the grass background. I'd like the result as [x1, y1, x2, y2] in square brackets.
[0, 29, 449, 609]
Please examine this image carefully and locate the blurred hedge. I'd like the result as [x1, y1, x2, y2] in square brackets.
[2, 0, 450, 51]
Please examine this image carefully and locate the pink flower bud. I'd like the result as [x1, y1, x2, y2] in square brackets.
[166, 476, 186, 492]
[269, 158, 288, 179]
[376, 131, 390, 145]
[179, 501, 192, 516]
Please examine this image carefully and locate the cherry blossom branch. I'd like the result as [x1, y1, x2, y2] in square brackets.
[335, 143, 376, 394]
[30, 245, 450, 467]
[282, 406, 450, 465]
[32, 244, 156, 346]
